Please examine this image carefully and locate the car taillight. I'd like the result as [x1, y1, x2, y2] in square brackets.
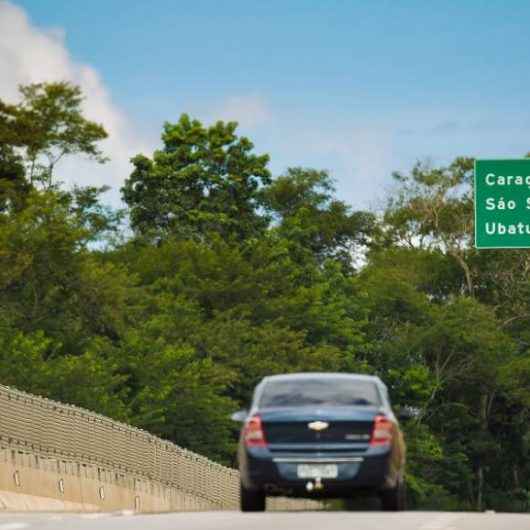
[370, 415, 393, 447]
[243, 414, 267, 448]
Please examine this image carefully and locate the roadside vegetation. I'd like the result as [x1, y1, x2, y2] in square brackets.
[1, 82, 529, 512]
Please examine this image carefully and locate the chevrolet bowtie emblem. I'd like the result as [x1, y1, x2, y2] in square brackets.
[308, 421, 329, 431]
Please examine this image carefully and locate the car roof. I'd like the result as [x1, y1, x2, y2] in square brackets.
[260, 372, 384, 385]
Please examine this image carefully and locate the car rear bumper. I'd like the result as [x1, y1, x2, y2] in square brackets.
[239, 446, 392, 498]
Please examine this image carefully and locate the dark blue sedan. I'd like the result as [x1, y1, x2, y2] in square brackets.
[232, 373, 408, 512]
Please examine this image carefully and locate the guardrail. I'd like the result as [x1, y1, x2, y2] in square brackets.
[0, 384, 320, 512]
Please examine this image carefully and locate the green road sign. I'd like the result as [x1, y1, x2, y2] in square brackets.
[475, 159, 530, 249]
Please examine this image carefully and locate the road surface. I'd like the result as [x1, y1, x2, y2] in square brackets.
[0, 511, 527, 530]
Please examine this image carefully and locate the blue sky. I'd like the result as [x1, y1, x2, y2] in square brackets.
[7, 0, 530, 209]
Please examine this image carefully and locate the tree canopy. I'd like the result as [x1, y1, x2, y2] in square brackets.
[122, 114, 271, 241]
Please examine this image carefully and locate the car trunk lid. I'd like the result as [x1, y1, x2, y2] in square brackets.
[260, 406, 378, 446]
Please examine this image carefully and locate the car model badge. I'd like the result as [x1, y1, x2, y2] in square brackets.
[308, 421, 329, 431]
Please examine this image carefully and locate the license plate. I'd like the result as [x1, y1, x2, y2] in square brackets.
[297, 464, 338, 479]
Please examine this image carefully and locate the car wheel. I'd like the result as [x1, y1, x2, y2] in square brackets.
[379, 480, 406, 511]
[240, 482, 266, 512]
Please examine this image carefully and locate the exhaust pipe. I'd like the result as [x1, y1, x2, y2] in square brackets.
[305, 478, 324, 492]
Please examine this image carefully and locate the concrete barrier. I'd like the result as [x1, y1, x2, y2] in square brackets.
[0, 385, 322, 512]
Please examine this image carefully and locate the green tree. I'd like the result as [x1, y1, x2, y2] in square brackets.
[0, 144, 29, 213]
[0, 330, 128, 419]
[119, 325, 236, 463]
[112, 233, 369, 405]
[262, 167, 374, 269]
[0, 82, 108, 187]
[122, 114, 271, 241]
[0, 190, 130, 354]
[383, 158, 474, 294]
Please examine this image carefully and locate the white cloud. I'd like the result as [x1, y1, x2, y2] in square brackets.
[212, 94, 272, 129]
[262, 123, 395, 210]
[317, 128, 394, 210]
[0, 1, 151, 205]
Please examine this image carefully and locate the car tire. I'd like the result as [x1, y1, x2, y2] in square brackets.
[240, 482, 266, 512]
[379, 480, 406, 511]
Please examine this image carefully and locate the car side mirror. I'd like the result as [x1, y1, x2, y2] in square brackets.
[231, 410, 248, 422]
[398, 406, 421, 421]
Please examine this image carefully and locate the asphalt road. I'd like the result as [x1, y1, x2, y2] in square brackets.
[0, 511, 527, 530]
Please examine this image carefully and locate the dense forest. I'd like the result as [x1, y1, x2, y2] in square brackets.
[1, 82, 529, 512]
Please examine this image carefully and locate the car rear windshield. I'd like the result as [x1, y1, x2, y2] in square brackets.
[259, 378, 381, 408]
